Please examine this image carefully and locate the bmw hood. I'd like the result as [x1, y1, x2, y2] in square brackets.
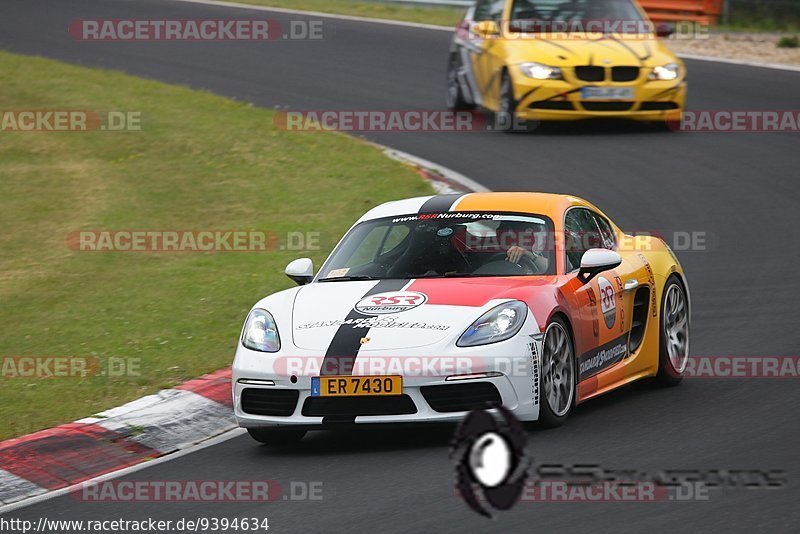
[290, 279, 543, 351]
[504, 34, 676, 69]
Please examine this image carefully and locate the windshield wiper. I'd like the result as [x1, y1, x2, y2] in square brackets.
[317, 275, 377, 282]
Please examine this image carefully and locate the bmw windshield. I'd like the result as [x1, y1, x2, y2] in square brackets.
[317, 212, 556, 280]
[507, 0, 649, 34]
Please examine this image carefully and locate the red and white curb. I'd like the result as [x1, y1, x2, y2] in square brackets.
[0, 369, 235, 506]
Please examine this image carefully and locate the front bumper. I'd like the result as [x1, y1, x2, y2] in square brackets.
[232, 333, 542, 427]
[509, 67, 686, 122]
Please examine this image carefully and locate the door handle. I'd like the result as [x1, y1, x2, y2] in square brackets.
[624, 279, 639, 292]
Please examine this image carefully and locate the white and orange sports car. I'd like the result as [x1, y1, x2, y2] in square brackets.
[233, 193, 690, 444]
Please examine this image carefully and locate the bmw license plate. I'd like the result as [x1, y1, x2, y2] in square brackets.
[311, 375, 402, 397]
[581, 87, 634, 100]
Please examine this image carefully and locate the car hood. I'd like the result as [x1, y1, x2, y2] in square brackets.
[503, 34, 676, 68]
[290, 278, 555, 351]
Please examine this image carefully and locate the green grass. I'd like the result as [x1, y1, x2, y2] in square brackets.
[218, 0, 464, 27]
[0, 50, 433, 439]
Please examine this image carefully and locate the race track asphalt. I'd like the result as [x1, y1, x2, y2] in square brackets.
[2, 0, 799, 531]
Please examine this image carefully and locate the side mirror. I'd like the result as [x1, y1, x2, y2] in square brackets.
[285, 258, 314, 286]
[578, 249, 622, 283]
[655, 22, 675, 38]
[471, 20, 500, 38]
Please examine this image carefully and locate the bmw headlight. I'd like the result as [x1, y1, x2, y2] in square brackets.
[241, 308, 280, 352]
[457, 301, 528, 347]
[519, 62, 562, 80]
[649, 63, 680, 81]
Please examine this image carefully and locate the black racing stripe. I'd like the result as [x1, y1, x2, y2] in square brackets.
[418, 193, 463, 214]
[320, 279, 409, 376]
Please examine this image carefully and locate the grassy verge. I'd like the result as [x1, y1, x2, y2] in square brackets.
[0, 50, 432, 440]
[214, 0, 464, 27]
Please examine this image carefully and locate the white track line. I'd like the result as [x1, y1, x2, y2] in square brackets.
[168, 0, 800, 73]
[676, 53, 800, 73]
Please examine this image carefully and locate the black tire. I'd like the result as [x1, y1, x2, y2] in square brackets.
[654, 276, 690, 386]
[497, 71, 536, 133]
[247, 427, 307, 446]
[537, 316, 577, 428]
[446, 54, 474, 110]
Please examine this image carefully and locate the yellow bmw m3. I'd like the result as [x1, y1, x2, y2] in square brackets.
[446, 0, 687, 123]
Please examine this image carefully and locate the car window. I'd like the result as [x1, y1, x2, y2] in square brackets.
[318, 212, 557, 279]
[510, 0, 643, 22]
[344, 225, 388, 267]
[473, 0, 506, 21]
[591, 212, 616, 250]
[380, 225, 410, 255]
[564, 208, 603, 272]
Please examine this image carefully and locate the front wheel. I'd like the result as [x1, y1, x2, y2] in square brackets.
[446, 54, 474, 110]
[247, 427, 307, 446]
[538, 317, 576, 427]
[654, 276, 690, 386]
[497, 71, 536, 133]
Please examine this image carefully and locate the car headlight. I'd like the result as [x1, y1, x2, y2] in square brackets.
[457, 301, 528, 347]
[519, 62, 562, 80]
[649, 63, 680, 81]
[241, 308, 280, 352]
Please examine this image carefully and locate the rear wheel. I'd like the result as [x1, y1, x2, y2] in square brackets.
[538, 317, 576, 427]
[654, 276, 690, 386]
[247, 427, 306, 446]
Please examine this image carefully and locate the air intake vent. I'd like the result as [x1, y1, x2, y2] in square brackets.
[629, 286, 650, 354]
[241, 388, 299, 416]
[302, 395, 417, 416]
[421, 382, 501, 413]
[581, 102, 634, 111]
[575, 66, 605, 82]
[612, 66, 639, 81]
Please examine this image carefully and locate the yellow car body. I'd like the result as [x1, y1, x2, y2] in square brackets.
[447, 0, 687, 122]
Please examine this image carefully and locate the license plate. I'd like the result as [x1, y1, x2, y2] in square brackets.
[581, 87, 634, 100]
[311, 376, 403, 397]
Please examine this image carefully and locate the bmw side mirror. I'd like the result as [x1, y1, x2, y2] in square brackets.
[285, 258, 314, 286]
[471, 20, 500, 38]
[655, 22, 675, 38]
[578, 249, 622, 283]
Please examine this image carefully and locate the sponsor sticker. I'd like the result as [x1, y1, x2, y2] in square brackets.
[597, 276, 616, 329]
[325, 267, 350, 278]
[354, 291, 427, 315]
[578, 336, 628, 380]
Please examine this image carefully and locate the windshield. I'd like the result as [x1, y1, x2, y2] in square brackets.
[508, 0, 647, 33]
[317, 212, 556, 280]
